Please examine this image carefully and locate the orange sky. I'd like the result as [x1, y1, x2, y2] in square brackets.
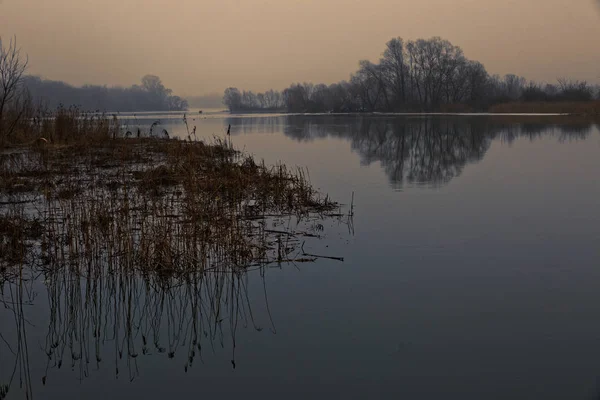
[1, 0, 599, 95]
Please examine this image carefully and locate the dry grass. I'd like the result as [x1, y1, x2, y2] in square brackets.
[488, 101, 600, 116]
[0, 105, 118, 148]
[0, 109, 346, 280]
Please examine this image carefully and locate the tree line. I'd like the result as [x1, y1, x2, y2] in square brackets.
[223, 36, 600, 113]
[23, 74, 188, 112]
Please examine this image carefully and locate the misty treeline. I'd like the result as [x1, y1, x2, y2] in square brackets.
[223, 88, 284, 112]
[223, 36, 600, 113]
[1, 36, 188, 142]
[22, 74, 188, 112]
[1, 36, 187, 127]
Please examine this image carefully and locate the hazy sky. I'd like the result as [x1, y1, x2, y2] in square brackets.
[1, 0, 599, 96]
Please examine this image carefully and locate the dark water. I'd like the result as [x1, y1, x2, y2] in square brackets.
[2, 115, 600, 399]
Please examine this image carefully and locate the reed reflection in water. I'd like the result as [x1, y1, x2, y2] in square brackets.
[1, 247, 293, 397]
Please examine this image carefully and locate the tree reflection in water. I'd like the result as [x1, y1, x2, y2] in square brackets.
[228, 115, 595, 187]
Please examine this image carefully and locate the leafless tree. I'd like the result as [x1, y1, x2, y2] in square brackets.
[381, 37, 408, 108]
[359, 60, 392, 111]
[0, 36, 29, 139]
[503, 74, 526, 100]
[556, 78, 593, 101]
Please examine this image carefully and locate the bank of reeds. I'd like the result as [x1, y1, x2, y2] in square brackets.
[0, 108, 345, 278]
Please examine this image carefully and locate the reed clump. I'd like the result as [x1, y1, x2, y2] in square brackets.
[1, 105, 117, 148]
[0, 109, 344, 280]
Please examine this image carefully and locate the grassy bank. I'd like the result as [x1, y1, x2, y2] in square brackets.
[224, 103, 600, 116]
[488, 101, 600, 116]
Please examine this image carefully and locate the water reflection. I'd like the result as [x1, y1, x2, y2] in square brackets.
[0, 272, 35, 400]
[40, 266, 271, 379]
[1, 262, 276, 396]
[1, 116, 599, 400]
[225, 116, 596, 187]
[115, 113, 596, 187]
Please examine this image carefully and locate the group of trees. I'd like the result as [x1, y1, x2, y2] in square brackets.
[23, 74, 188, 112]
[519, 78, 597, 103]
[223, 87, 284, 112]
[224, 36, 600, 113]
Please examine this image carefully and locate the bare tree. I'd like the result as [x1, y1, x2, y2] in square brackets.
[0, 36, 29, 139]
[381, 37, 408, 109]
[503, 74, 526, 100]
[358, 60, 391, 111]
[556, 78, 593, 101]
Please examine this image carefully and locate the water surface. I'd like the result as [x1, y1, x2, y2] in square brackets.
[2, 115, 600, 399]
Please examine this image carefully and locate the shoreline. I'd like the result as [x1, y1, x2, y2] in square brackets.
[225, 111, 598, 118]
[225, 101, 600, 118]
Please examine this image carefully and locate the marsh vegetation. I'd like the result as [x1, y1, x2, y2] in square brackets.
[0, 107, 347, 275]
[0, 105, 351, 399]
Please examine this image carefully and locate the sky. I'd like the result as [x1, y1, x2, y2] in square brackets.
[1, 0, 599, 96]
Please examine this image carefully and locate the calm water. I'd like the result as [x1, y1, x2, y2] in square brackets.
[2, 115, 600, 399]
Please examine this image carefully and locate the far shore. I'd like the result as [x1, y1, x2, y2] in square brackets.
[226, 101, 600, 118]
